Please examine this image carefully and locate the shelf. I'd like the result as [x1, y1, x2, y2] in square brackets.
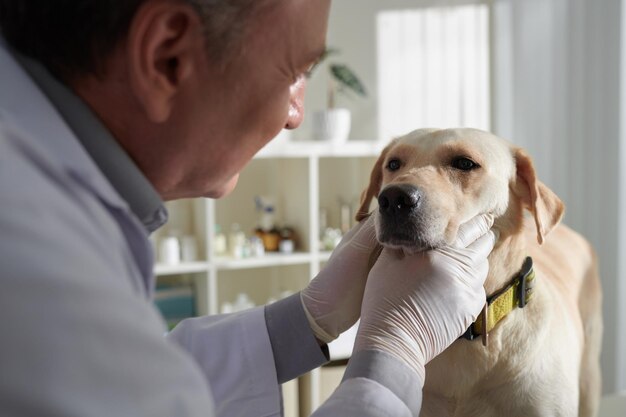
[213, 252, 313, 270]
[153, 254, 334, 274]
[154, 261, 209, 276]
[255, 140, 385, 158]
[318, 251, 333, 262]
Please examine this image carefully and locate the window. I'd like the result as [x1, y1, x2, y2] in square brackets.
[377, 5, 490, 140]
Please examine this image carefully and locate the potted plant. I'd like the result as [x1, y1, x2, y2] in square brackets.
[311, 49, 367, 144]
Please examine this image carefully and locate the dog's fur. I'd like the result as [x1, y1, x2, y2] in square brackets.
[356, 128, 603, 417]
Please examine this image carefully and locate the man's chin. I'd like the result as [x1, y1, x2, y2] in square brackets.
[204, 174, 240, 199]
[198, 174, 239, 199]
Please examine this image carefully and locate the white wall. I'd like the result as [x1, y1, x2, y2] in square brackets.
[311, 0, 626, 394]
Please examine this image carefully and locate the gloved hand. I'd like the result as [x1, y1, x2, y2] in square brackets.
[353, 214, 497, 381]
[301, 214, 378, 344]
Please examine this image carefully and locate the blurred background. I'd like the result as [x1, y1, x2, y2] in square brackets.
[295, 0, 625, 396]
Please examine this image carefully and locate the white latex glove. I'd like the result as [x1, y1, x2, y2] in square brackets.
[301, 215, 378, 344]
[354, 214, 497, 381]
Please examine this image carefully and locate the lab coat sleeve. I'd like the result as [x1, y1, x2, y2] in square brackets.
[167, 309, 283, 417]
[167, 293, 329, 416]
[265, 292, 330, 383]
[312, 350, 424, 417]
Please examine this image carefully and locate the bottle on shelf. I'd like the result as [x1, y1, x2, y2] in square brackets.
[221, 293, 255, 313]
[254, 196, 280, 252]
[234, 293, 255, 311]
[319, 207, 328, 239]
[321, 227, 343, 251]
[228, 223, 246, 259]
[180, 235, 197, 262]
[260, 204, 276, 231]
[339, 198, 351, 234]
[249, 236, 265, 257]
[214, 224, 228, 256]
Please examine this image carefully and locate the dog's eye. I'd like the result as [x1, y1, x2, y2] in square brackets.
[387, 159, 402, 171]
[452, 157, 479, 171]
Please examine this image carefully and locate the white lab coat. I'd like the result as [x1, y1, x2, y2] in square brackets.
[0, 39, 416, 417]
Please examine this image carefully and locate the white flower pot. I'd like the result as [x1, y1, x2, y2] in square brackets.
[311, 108, 352, 144]
[261, 128, 292, 153]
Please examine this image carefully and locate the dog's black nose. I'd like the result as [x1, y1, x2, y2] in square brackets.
[378, 184, 422, 216]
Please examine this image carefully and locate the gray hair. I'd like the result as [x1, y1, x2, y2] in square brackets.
[0, 0, 278, 81]
[186, 0, 279, 66]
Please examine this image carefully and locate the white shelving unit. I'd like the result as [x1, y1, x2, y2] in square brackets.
[152, 140, 385, 415]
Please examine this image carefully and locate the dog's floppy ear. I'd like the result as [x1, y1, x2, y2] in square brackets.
[355, 141, 394, 221]
[512, 148, 565, 244]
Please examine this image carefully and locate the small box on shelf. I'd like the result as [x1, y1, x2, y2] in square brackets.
[154, 283, 195, 330]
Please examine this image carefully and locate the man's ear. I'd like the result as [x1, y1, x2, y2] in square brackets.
[355, 141, 394, 221]
[126, 1, 200, 122]
[512, 148, 565, 244]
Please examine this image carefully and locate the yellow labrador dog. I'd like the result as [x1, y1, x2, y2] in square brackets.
[356, 128, 602, 417]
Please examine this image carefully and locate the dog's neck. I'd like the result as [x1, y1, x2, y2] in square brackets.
[485, 213, 531, 296]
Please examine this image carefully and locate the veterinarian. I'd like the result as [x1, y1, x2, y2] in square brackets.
[0, 0, 496, 416]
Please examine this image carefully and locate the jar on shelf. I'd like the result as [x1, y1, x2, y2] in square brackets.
[259, 230, 280, 252]
[159, 235, 180, 265]
[279, 227, 296, 254]
[228, 223, 246, 259]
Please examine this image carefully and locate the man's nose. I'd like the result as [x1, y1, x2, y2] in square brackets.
[285, 75, 307, 129]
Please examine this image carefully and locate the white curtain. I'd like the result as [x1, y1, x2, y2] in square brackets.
[491, 0, 625, 394]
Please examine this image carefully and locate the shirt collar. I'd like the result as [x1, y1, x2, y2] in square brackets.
[15, 54, 168, 233]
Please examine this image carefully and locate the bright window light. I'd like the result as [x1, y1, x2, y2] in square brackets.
[377, 5, 490, 140]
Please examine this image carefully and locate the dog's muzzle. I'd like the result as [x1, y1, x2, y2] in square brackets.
[376, 184, 428, 248]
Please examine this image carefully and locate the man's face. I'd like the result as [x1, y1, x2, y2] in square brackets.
[169, 0, 330, 199]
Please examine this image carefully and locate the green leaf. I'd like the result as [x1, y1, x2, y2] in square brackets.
[330, 64, 367, 96]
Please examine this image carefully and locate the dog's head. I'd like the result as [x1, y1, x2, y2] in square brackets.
[356, 128, 564, 251]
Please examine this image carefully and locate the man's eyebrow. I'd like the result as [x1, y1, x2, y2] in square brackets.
[302, 46, 329, 76]
[308, 45, 329, 65]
